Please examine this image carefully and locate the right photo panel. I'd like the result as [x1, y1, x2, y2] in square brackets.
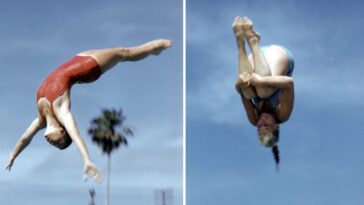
[187, 0, 364, 204]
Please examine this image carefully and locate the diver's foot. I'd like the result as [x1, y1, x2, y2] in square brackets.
[232, 16, 245, 41]
[241, 17, 260, 46]
[150, 39, 172, 55]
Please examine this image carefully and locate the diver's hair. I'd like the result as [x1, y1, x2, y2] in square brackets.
[272, 145, 280, 170]
[272, 127, 280, 170]
[259, 126, 280, 170]
[260, 125, 280, 147]
[45, 130, 72, 150]
[273, 125, 279, 139]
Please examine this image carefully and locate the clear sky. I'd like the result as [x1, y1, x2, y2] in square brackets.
[187, 0, 364, 204]
[0, 0, 182, 205]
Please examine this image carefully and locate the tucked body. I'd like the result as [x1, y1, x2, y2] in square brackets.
[233, 17, 295, 167]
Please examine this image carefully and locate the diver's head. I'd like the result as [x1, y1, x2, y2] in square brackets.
[257, 113, 280, 169]
[45, 128, 72, 150]
[257, 113, 279, 147]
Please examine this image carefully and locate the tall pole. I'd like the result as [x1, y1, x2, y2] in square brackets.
[105, 154, 111, 205]
[162, 191, 166, 205]
[89, 189, 96, 205]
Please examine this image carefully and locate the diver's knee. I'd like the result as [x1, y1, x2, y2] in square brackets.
[241, 87, 256, 99]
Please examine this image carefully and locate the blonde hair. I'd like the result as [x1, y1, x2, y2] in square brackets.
[259, 126, 279, 147]
[259, 127, 280, 169]
[259, 134, 278, 147]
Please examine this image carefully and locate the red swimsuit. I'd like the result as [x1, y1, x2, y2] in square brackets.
[37, 55, 102, 104]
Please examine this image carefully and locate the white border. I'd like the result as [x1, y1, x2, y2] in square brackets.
[183, 0, 186, 204]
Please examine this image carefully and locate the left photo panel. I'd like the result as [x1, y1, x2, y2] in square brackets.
[0, 0, 183, 205]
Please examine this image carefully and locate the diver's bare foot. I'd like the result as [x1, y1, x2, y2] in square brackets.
[150, 39, 172, 55]
[232, 16, 244, 40]
[241, 17, 260, 46]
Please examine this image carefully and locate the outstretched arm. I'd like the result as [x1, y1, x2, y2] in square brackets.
[52, 91, 100, 182]
[6, 117, 45, 171]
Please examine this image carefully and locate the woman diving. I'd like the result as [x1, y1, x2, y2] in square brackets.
[6, 39, 172, 181]
[233, 17, 295, 168]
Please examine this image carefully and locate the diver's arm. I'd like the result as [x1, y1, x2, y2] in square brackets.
[239, 72, 293, 89]
[255, 75, 293, 89]
[238, 88, 258, 126]
[53, 91, 100, 182]
[6, 117, 45, 171]
[276, 80, 294, 123]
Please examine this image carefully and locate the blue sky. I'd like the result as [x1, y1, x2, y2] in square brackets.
[0, 0, 182, 205]
[187, 0, 364, 204]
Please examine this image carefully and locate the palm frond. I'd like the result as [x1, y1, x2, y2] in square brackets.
[88, 108, 133, 155]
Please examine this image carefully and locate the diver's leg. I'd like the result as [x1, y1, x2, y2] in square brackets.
[242, 17, 275, 98]
[242, 17, 271, 76]
[232, 17, 256, 99]
[52, 91, 100, 182]
[6, 116, 45, 170]
[233, 17, 253, 74]
[78, 39, 172, 73]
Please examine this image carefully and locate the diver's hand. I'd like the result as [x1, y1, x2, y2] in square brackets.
[83, 161, 101, 182]
[238, 72, 262, 86]
[5, 157, 14, 171]
[235, 72, 252, 91]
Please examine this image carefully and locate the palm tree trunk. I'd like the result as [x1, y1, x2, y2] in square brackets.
[105, 154, 111, 205]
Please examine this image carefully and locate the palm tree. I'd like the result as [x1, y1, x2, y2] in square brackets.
[88, 109, 133, 205]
